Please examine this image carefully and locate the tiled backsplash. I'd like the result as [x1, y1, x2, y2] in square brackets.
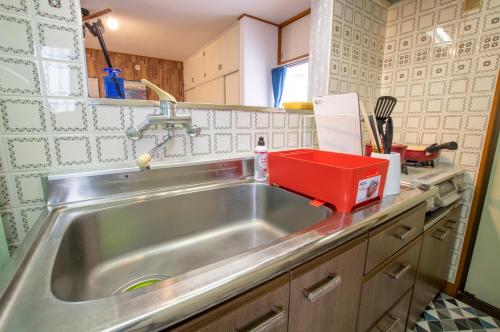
[0, 0, 86, 251]
[328, 0, 500, 282]
[0, 0, 316, 251]
[328, 0, 388, 108]
[379, 0, 500, 282]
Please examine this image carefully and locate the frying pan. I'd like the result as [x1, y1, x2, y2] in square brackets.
[364, 143, 408, 166]
[404, 142, 458, 162]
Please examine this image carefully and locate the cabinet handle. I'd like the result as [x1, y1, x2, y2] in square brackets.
[377, 314, 401, 332]
[388, 264, 411, 280]
[235, 307, 287, 332]
[445, 220, 457, 230]
[218, 64, 222, 70]
[302, 274, 342, 303]
[395, 225, 415, 241]
[433, 228, 451, 241]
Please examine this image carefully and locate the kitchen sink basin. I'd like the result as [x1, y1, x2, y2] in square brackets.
[51, 183, 330, 302]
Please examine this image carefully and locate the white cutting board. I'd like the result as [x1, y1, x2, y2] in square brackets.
[312, 93, 362, 155]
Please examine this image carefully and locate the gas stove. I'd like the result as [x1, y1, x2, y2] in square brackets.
[401, 163, 463, 213]
[402, 160, 435, 174]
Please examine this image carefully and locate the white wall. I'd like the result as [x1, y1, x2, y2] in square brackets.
[281, 14, 310, 63]
[465, 140, 500, 308]
[239, 16, 278, 107]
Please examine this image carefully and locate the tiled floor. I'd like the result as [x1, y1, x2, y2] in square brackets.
[413, 293, 500, 332]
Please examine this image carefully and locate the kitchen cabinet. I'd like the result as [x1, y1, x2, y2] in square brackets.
[183, 24, 238, 92]
[168, 274, 290, 332]
[369, 290, 412, 332]
[365, 203, 425, 273]
[204, 38, 222, 82]
[225, 71, 240, 105]
[407, 207, 458, 329]
[183, 17, 277, 106]
[288, 237, 367, 332]
[185, 77, 225, 104]
[220, 23, 239, 75]
[183, 50, 204, 90]
[358, 237, 422, 332]
[357, 202, 425, 332]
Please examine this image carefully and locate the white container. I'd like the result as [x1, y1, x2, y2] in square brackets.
[254, 137, 268, 182]
[371, 152, 401, 196]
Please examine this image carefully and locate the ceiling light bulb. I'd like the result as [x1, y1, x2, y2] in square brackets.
[106, 16, 119, 31]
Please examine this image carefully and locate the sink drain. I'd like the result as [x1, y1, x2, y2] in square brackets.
[113, 274, 169, 295]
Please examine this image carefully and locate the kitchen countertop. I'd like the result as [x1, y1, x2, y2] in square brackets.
[0, 159, 437, 332]
[401, 163, 464, 186]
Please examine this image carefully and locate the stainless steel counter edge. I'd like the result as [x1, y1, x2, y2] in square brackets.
[87, 98, 314, 114]
[0, 182, 437, 332]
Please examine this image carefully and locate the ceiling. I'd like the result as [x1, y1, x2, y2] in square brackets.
[82, 0, 310, 61]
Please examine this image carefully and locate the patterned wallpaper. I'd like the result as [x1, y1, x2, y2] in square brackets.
[0, 0, 87, 252]
[0, 0, 316, 252]
[380, 0, 500, 282]
[328, 0, 500, 282]
[328, 0, 388, 108]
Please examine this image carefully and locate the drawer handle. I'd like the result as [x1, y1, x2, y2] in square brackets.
[445, 220, 457, 230]
[303, 274, 342, 303]
[236, 307, 287, 332]
[388, 264, 411, 280]
[377, 314, 401, 332]
[433, 228, 451, 241]
[395, 226, 415, 241]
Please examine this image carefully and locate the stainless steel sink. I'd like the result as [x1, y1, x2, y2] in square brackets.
[0, 158, 434, 331]
[51, 183, 330, 302]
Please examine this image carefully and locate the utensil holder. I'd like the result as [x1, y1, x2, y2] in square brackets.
[371, 152, 400, 196]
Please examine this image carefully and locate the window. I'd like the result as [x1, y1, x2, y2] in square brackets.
[280, 61, 309, 106]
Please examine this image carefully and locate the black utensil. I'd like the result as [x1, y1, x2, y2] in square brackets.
[425, 141, 458, 154]
[374, 96, 397, 119]
[374, 96, 397, 154]
[384, 117, 393, 154]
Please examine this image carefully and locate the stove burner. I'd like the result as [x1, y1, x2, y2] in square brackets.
[405, 160, 435, 168]
[402, 160, 435, 175]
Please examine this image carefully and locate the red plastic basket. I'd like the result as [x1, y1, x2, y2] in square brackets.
[268, 149, 389, 212]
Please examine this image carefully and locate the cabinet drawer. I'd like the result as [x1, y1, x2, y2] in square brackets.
[168, 274, 289, 332]
[357, 237, 422, 332]
[365, 203, 425, 273]
[369, 290, 412, 332]
[289, 238, 367, 332]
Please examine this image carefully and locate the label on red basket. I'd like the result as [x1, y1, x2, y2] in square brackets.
[356, 175, 381, 204]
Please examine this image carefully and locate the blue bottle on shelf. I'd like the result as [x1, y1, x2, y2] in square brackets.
[103, 68, 125, 99]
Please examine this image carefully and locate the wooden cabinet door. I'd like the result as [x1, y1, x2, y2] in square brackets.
[407, 211, 458, 329]
[357, 237, 422, 332]
[288, 238, 368, 332]
[224, 71, 240, 105]
[196, 77, 224, 104]
[365, 203, 425, 273]
[183, 51, 204, 89]
[167, 274, 289, 332]
[220, 23, 240, 75]
[204, 39, 222, 82]
[370, 290, 412, 332]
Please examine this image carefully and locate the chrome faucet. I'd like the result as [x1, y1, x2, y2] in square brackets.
[126, 79, 201, 169]
[126, 79, 201, 140]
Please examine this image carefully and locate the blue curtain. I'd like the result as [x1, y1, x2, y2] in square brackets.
[272, 66, 287, 108]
